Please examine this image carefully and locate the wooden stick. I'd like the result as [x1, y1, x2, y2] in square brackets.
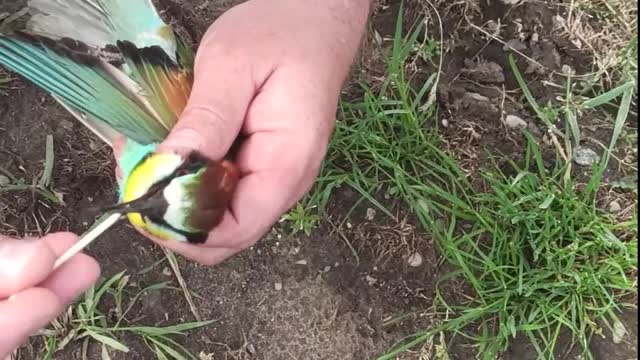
[53, 212, 123, 270]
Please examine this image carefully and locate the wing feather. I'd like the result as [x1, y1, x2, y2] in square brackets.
[0, 0, 196, 146]
[0, 34, 169, 144]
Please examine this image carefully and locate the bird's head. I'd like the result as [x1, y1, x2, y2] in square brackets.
[106, 151, 239, 244]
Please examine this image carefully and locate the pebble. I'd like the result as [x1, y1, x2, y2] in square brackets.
[294, 259, 308, 265]
[365, 275, 377, 286]
[573, 147, 600, 166]
[162, 267, 172, 276]
[407, 252, 423, 267]
[365, 208, 376, 221]
[274, 282, 283, 291]
[608, 201, 622, 213]
[246, 344, 256, 355]
[0, 175, 9, 186]
[505, 114, 528, 129]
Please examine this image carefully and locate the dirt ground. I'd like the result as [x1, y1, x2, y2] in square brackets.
[0, 0, 637, 359]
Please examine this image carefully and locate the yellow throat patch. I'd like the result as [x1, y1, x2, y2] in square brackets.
[122, 152, 184, 240]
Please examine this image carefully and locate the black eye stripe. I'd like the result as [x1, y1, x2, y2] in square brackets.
[142, 151, 210, 192]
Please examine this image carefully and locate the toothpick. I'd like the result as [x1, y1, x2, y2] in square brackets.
[53, 212, 123, 270]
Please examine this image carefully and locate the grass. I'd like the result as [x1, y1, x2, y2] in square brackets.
[35, 270, 214, 360]
[0, 134, 64, 205]
[281, 2, 638, 359]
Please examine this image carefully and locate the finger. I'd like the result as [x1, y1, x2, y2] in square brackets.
[34, 233, 100, 304]
[41, 232, 80, 255]
[0, 288, 61, 357]
[112, 136, 127, 160]
[0, 237, 56, 298]
[195, 130, 321, 251]
[199, 80, 329, 248]
[129, 225, 241, 266]
[39, 255, 100, 304]
[158, 31, 259, 161]
[41, 233, 101, 303]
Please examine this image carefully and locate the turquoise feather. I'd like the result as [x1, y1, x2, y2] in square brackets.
[117, 141, 158, 200]
[0, 37, 168, 144]
[0, 0, 194, 190]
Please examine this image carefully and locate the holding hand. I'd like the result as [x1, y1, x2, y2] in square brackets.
[0, 233, 100, 358]
[121, 0, 372, 265]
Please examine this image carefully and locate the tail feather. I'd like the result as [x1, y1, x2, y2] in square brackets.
[52, 94, 122, 146]
[118, 40, 192, 128]
[0, 0, 196, 147]
[26, 0, 179, 62]
[0, 34, 169, 144]
[26, 0, 112, 48]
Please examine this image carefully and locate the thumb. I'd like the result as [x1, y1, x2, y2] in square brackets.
[0, 236, 56, 298]
[158, 41, 257, 161]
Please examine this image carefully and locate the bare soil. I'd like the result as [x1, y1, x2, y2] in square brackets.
[1, 0, 636, 359]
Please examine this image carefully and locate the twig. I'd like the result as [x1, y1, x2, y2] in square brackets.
[327, 218, 360, 265]
[162, 248, 202, 321]
[421, 0, 444, 109]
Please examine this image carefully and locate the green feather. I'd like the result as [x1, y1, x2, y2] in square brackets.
[0, 0, 199, 202]
[0, 35, 168, 144]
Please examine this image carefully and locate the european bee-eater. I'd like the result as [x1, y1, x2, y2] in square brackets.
[0, 0, 239, 244]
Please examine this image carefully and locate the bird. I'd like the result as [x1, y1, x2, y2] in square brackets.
[0, 0, 239, 245]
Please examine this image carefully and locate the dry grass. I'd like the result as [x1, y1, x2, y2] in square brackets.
[557, 0, 638, 86]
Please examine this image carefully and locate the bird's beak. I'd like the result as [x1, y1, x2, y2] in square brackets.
[93, 186, 166, 215]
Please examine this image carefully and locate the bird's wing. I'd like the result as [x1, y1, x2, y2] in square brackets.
[0, 0, 194, 145]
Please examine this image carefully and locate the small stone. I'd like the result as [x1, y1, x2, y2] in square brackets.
[407, 252, 423, 267]
[274, 282, 283, 291]
[486, 20, 500, 34]
[365, 208, 376, 221]
[441, 118, 449, 127]
[0, 175, 10, 186]
[323, 265, 331, 272]
[365, 275, 377, 286]
[612, 318, 627, 344]
[608, 201, 622, 213]
[198, 352, 213, 360]
[294, 259, 308, 265]
[562, 64, 575, 75]
[573, 147, 600, 166]
[531, 32, 540, 43]
[53, 191, 65, 205]
[246, 344, 256, 355]
[505, 114, 527, 129]
[499, 0, 521, 4]
[162, 267, 172, 276]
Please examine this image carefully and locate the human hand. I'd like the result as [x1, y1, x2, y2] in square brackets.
[117, 0, 372, 265]
[0, 233, 100, 358]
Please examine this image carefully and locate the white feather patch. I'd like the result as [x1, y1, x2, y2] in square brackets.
[161, 176, 193, 231]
